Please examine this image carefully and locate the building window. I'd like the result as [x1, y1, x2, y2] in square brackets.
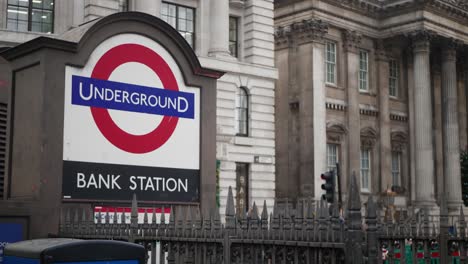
[359, 50, 368, 92]
[360, 149, 371, 192]
[236, 163, 249, 214]
[7, 0, 54, 33]
[327, 144, 339, 173]
[235, 87, 248, 136]
[161, 2, 195, 48]
[391, 151, 401, 186]
[229, 16, 238, 57]
[325, 42, 336, 84]
[389, 59, 399, 97]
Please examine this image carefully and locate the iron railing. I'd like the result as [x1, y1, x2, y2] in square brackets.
[59, 174, 468, 264]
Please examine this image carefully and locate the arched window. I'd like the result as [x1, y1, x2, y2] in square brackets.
[235, 87, 249, 136]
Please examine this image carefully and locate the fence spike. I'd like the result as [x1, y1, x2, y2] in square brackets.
[307, 197, 314, 219]
[143, 208, 149, 224]
[160, 206, 166, 224]
[261, 200, 268, 220]
[86, 207, 94, 236]
[59, 208, 65, 234]
[112, 207, 117, 225]
[151, 208, 157, 226]
[105, 209, 110, 225]
[131, 194, 138, 228]
[323, 200, 330, 219]
[120, 207, 126, 224]
[251, 202, 259, 220]
[273, 198, 279, 218]
[185, 206, 193, 238]
[366, 195, 378, 262]
[226, 186, 235, 217]
[169, 206, 175, 228]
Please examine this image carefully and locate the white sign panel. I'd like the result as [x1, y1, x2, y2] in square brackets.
[62, 34, 200, 203]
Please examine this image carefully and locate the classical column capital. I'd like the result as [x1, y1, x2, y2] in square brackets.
[441, 38, 462, 62]
[292, 19, 328, 44]
[275, 19, 328, 48]
[342, 30, 362, 53]
[275, 25, 294, 49]
[406, 30, 436, 53]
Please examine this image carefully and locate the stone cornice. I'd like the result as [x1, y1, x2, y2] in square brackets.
[274, 19, 328, 49]
[315, 0, 468, 22]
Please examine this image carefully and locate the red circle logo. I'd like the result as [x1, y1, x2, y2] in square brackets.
[90, 44, 179, 154]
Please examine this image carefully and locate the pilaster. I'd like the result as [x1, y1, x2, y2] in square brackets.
[375, 40, 391, 192]
[342, 30, 362, 189]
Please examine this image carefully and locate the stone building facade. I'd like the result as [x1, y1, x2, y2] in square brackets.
[0, 0, 277, 219]
[275, 0, 468, 211]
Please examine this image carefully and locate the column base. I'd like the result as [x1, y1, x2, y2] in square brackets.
[413, 199, 437, 208]
[447, 200, 464, 212]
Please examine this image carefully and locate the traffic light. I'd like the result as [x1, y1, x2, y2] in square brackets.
[321, 170, 335, 203]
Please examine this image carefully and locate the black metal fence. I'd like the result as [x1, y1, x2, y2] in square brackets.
[58, 174, 468, 264]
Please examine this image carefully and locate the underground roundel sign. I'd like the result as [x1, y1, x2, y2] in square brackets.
[62, 34, 200, 203]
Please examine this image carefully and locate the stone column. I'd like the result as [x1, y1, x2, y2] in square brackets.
[311, 24, 328, 201]
[343, 30, 362, 188]
[441, 39, 463, 209]
[208, 0, 230, 57]
[375, 41, 392, 192]
[411, 31, 436, 206]
[134, 0, 160, 16]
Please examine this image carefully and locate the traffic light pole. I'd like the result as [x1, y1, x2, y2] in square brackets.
[336, 163, 343, 212]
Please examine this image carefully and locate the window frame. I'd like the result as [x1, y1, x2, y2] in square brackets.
[326, 143, 339, 173]
[389, 59, 399, 98]
[235, 162, 249, 214]
[235, 86, 249, 137]
[6, 0, 55, 33]
[229, 16, 239, 58]
[358, 50, 369, 92]
[360, 148, 371, 192]
[161, 2, 195, 48]
[325, 41, 337, 85]
[391, 151, 401, 187]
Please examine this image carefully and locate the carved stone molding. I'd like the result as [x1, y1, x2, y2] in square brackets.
[391, 131, 408, 152]
[360, 127, 377, 148]
[342, 30, 362, 53]
[389, 113, 408, 122]
[293, 19, 328, 44]
[326, 102, 347, 111]
[326, 122, 347, 143]
[274, 19, 328, 49]
[275, 25, 293, 50]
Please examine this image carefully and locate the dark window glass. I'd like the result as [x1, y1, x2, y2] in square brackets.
[235, 87, 248, 136]
[161, 2, 195, 48]
[7, 0, 54, 33]
[229, 16, 238, 57]
[236, 163, 249, 214]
